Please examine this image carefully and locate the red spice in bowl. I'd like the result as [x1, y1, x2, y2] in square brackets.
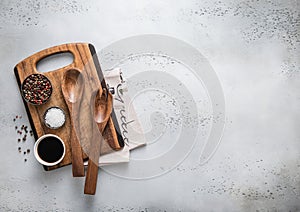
[21, 74, 52, 105]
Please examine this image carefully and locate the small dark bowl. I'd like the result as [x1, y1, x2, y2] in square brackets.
[21, 74, 53, 105]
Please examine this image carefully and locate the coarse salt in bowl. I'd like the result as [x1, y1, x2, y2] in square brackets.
[43, 106, 66, 129]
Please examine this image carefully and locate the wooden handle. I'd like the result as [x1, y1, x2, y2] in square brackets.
[84, 123, 103, 195]
[27, 43, 81, 73]
[105, 117, 120, 149]
[84, 159, 100, 195]
[69, 122, 85, 177]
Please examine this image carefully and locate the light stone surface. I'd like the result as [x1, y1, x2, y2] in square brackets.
[0, 0, 299, 211]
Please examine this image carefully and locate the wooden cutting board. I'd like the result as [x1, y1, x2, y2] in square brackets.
[14, 43, 124, 171]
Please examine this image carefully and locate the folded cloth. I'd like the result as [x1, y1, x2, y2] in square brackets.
[84, 68, 146, 166]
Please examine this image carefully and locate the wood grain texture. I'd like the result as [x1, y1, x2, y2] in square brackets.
[84, 122, 102, 195]
[61, 69, 85, 177]
[84, 89, 113, 194]
[14, 43, 124, 171]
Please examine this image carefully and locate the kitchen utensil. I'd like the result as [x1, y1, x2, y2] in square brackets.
[84, 88, 113, 194]
[61, 69, 85, 177]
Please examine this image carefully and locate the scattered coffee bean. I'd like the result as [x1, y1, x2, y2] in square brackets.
[27, 149, 30, 154]
[24, 159, 27, 162]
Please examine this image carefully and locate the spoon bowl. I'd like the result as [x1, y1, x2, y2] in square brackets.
[62, 69, 84, 103]
[94, 88, 113, 125]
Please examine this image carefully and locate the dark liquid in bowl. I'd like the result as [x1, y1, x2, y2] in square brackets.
[37, 136, 64, 163]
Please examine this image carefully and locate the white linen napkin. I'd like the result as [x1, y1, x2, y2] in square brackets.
[84, 68, 146, 166]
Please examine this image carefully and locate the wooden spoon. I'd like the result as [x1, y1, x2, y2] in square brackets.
[84, 88, 113, 195]
[61, 69, 85, 177]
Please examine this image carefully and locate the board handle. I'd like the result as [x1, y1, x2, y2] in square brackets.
[28, 43, 85, 73]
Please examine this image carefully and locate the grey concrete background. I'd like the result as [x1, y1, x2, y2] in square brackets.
[0, 0, 299, 211]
